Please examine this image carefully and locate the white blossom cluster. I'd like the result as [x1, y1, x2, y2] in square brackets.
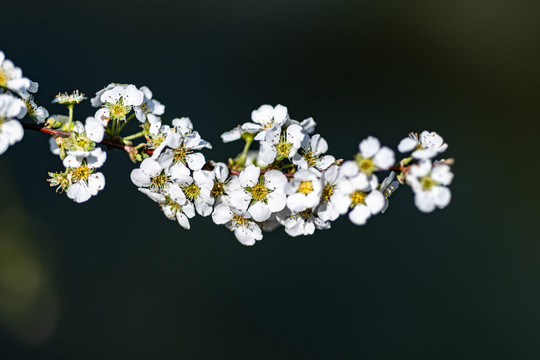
[0, 49, 455, 246]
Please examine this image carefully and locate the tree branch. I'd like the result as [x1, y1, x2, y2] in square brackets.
[22, 122, 153, 155]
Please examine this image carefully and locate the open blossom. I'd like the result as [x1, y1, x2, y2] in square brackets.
[243, 104, 289, 141]
[153, 129, 209, 171]
[169, 163, 214, 216]
[62, 148, 107, 203]
[0, 93, 26, 155]
[228, 164, 287, 222]
[331, 170, 385, 225]
[317, 165, 348, 222]
[212, 204, 263, 246]
[398, 131, 448, 160]
[277, 208, 330, 237]
[204, 162, 230, 203]
[0, 51, 38, 95]
[94, 84, 144, 124]
[285, 169, 322, 213]
[406, 160, 453, 213]
[134, 86, 165, 126]
[258, 124, 305, 164]
[26, 95, 49, 124]
[292, 134, 335, 171]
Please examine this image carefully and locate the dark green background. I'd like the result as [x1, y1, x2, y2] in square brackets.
[0, 0, 538, 358]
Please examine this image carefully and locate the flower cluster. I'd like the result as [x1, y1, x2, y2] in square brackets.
[0, 49, 455, 246]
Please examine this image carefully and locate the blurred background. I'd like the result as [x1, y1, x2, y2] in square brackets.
[1, 0, 539, 358]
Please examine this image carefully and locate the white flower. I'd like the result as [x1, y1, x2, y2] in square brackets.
[285, 169, 322, 213]
[277, 208, 330, 237]
[317, 165, 348, 222]
[212, 204, 263, 246]
[340, 137, 395, 179]
[285, 117, 317, 134]
[170, 164, 215, 217]
[134, 86, 165, 126]
[398, 131, 448, 160]
[0, 51, 38, 95]
[220, 126, 244, 143]
[332, 172, 385, 225]
[140, 182, 195, 230]
[94, 84, 144, 124]
[380, 172, 400, 213]
[292, 134, 335, 171]
[0, 93, 26, 155]
[52, 90, 86, 105]
[242, 104, 289, 141]
[90, 83, 116, 107]
[62, 148, 107, 203]
[131, 158, 170, 193]
[26, 96, 49, 124]
[228, 164, 287, 222]
[154, 131, 208, 171]
[205, 162, 230, 203]
[406, 160, 453, 213]
[258, 124, 305, 164]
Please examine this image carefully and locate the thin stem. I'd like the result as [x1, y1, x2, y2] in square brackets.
[21, 123, 153, 156]
[66, 104, 74, 131]
[117, 113, 135, 133]
[123, 129, 147, 142]
[235, 134, 254, 167]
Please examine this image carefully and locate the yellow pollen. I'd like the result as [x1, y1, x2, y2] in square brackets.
[298, 181, 314, 195]
[211, 181, 225, 197]
[276, 140, 293, 158]
[232, 214, 249, 227]
[350, 190, 366, 205]
[262, 121, 274, 130]
[321, 184, 334, 201]
[359, 158, 375, 174]
[110, 103, 128, 119]
[251, 183, 268, 201]
[420, 176, 435, 190]
[298, 209, 313, 219]
[183, 183, 200, 201]
[173, 146, 188, 164]
[74, 165, 90, 181]
[151, 173, 168, 191]
[0, 69, 6, 86]
[303, 151, 319, 167]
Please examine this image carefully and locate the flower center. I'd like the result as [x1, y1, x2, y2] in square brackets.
[165, 198, 182, 214]
[276, 139, 292, 159]
[109, 103, 129, 120]
[74, 165, 91, 181]
[298, 209, 313, 220]
[75, 135, 92, 149]
[183, 183, 200, 201]
[298, 181, 313, 195]
[358, 158, 375, 175]
[150, 172, 169, 192]
[262, 120, 274, 130]
[321, 184, 334, 202]
[173, 145, 188, 164]
[302, 150, 319, 167]
[232, 214, 249, 228]
[211, 181, 225, 198]
[350, 190, 366, 205]
[420, 176, 435, 190]
[251, 183, 268, 202]
[0, 69, 7, 86]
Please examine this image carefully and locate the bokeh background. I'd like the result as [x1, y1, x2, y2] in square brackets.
[1, 0, 539, 358]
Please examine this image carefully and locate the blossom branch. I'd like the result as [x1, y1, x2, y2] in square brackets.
[21, 122, 153, 155]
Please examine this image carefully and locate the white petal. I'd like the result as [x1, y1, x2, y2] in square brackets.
[433, 186, 451, 209]
[176, 213, 191, 229]
[130, 169, 151, 187]
[349, 204, 371, 225]
[186, 152, 205, 171]
[140, 158, 162, 177]
[267, 190, 287, 212]
[359, 136, 380, 158]
[239, 164, 260, 188]
[212, 204, 234, 224]
[365, 190, 384, 214]
[398, 137, 417, 153]
[248, 201, 272, 222]
[264, 170, 287, 190]
[229, 189, 251, 211]
[122, 84, 144, 106]
[373, 147, 394, 170]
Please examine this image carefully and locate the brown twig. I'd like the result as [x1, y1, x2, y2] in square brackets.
[22, 123, 154, 155]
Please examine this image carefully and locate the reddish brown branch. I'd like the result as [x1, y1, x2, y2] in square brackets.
[22, 123, 153, 155]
